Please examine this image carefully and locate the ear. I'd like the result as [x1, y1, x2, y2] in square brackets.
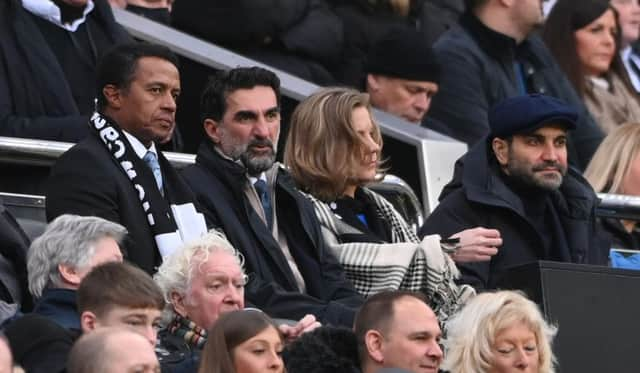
[58, 263, 82, 288]
[170, 291, 188, 318]
[364, 330, 385, 364]
[203, 118, 222, 144]
[492, 137, 510, 167]
[102, 84, 123, 109]
[80, 311, 98, 334]
[366, 74, 380, 92]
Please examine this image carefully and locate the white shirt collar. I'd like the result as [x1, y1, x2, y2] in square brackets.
[123, 131, 157, 160]
[249, 172, 268, 186]
[21, 0, 95, 32]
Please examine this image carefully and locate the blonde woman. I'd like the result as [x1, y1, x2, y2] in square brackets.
[584, 122, 640, 251]
[442, 291, 557, 373]
[284, 87, 502, 319]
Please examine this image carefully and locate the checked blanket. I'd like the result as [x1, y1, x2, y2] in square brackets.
[308, 187, 475, 321]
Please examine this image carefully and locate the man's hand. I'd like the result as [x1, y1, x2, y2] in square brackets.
[448, 227, 502, 263]
[278, 314, 321, 343]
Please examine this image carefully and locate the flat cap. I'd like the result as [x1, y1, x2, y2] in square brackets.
[366, 27, 441, 83]
[489, 94, 578, 138]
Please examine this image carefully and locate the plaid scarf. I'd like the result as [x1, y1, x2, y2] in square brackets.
[306, 187, 475, 322]
[168, 314, 207, 349]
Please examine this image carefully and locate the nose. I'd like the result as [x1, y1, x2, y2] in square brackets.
[413, 93, 430, 113]
[224, 284, 244, 307]
[144, 325, 158, 347]
[514, 348, 532, 369]
[268, 350, 283, 371]
[603, 30, 615, 46]
[162, 92, 177, 112]
[427, 340, 444, 362]
[364, 134, 380, 154]
[541, 142, 559, 162]
[252, 115, 271, 138]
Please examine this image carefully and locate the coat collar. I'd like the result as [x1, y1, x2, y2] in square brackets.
[455, 140, 596, 220]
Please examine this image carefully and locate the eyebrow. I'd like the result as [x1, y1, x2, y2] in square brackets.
[233, 106, 279, 118]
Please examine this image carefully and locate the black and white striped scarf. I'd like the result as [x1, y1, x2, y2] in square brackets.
[88, 112, 191, 258]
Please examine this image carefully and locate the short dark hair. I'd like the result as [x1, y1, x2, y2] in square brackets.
[353, 291, 428, 362]
[199, 66, 281, 124]
[77, 262, 164, 317]
[95, 42, 179, 111]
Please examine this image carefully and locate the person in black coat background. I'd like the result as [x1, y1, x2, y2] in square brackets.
[171, 0, 342, 153]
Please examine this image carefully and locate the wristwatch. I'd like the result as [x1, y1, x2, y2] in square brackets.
[440, 237, 461, 254]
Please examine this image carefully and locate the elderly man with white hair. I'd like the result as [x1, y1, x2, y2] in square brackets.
[26, 214, 125, 330]
[154, 231, 320, 367]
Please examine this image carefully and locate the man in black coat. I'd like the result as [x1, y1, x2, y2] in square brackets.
[426, 0, 604, 170]
[420, 94, 610, 290]
[182, 67, 364, 327]
[0, 0, 130, 142]
[46, 43, 199, 274]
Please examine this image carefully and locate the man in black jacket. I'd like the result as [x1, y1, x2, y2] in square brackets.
[46, 43, 200, 274]
[420, 94, 610, 290]
[182, 67, 364, 327]
[426, 0, 604, 170]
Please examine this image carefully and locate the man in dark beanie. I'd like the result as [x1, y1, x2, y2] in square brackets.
[420, 94, 610, 290]
[365, 28, 441, 124]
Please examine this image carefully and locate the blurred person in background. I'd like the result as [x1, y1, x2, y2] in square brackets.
[610, 0, 640, 93]
[428, 0, 604, 170]
[584, 122, 640, 252]
[544, 0, 640, 133]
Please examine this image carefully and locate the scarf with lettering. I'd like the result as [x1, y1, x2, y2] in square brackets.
[88, 112, 187, 257]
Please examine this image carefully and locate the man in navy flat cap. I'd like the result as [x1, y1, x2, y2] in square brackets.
[420, 94, 610, 290]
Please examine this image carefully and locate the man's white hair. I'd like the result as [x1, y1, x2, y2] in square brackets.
[154, 230, 245, 321]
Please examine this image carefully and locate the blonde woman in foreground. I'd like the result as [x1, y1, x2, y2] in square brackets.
[442, 290, 557, 373]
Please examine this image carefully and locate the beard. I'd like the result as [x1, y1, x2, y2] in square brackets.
[219, 130, 277, 176]
[506, 151, 567, 192]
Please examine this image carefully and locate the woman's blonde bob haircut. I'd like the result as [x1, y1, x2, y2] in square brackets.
[441, 291, 557, 373]
[584, 122, 640, 193]
[284, 87, 385, 202]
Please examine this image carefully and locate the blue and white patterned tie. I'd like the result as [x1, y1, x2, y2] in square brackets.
[143, 151, 164, 196]
[254, 179, 273, 230]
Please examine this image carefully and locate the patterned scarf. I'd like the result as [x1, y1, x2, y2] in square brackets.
[168, 314, 207, 349]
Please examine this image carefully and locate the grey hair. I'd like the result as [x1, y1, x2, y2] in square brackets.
[27, 214, 127, 298]
[441, 290, 557, 373]
[154, 230, 245, 322]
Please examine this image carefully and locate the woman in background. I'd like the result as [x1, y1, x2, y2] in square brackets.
[441, 291, 557, 373]
[544, 0, 640, 133]
[284, 87, 503, 320]
[585, 122, 640, 251]
[198, 309, 284, 373]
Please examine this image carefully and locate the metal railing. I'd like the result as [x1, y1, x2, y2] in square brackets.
[111, 8, 466, 214]
[0, 136, 195, 168]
